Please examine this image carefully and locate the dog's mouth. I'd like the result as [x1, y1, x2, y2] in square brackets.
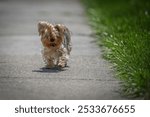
[50, 43, 56, 47]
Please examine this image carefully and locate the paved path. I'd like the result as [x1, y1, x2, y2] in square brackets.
[0, 0, 125, 99]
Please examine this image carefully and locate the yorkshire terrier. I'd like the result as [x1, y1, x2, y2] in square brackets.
[38, 21, 72, 68]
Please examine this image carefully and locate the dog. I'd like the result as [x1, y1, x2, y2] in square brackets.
[38, 21, 72, 68]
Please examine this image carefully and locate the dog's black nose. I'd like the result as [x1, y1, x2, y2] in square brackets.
[50, 38, 55, 42]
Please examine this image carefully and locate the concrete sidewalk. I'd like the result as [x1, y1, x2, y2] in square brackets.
[0, 0, 125, 99]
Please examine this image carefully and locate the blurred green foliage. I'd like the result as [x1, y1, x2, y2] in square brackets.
[82, 0, 150, 99]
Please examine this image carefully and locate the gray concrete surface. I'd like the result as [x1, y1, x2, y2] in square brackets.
[0, 0, 125, 99]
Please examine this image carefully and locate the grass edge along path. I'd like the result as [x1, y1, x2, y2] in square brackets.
[82, 0, 150, 99]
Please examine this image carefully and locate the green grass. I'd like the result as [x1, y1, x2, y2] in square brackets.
[82, 0, 150, 99]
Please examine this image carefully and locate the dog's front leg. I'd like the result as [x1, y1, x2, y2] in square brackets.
[42, 49, 55, 68]
[46, 58, 55, 68]
[58, 55, 67, 68]
[43, 56, 55, 68]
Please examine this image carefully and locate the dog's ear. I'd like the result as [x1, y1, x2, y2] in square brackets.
[55, 24, 65, 35]
[38, 21, 49, 36]
[38, 22, 43, 36]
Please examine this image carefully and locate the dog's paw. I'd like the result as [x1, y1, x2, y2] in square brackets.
[58, 62, 66, 68]
[45, 64, 55, 68]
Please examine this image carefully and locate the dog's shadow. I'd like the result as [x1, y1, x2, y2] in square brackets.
[32, 66, 68, 73]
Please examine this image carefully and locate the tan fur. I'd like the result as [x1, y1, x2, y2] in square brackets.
[38, 21, 72, 68]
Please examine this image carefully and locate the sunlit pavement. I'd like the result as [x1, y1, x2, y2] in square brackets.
[0, 0, 125, 99]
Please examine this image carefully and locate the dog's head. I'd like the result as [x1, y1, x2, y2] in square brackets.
[38, 21, 65, 49]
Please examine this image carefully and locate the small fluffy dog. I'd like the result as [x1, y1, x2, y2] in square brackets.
[38, 21, 72, 68]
